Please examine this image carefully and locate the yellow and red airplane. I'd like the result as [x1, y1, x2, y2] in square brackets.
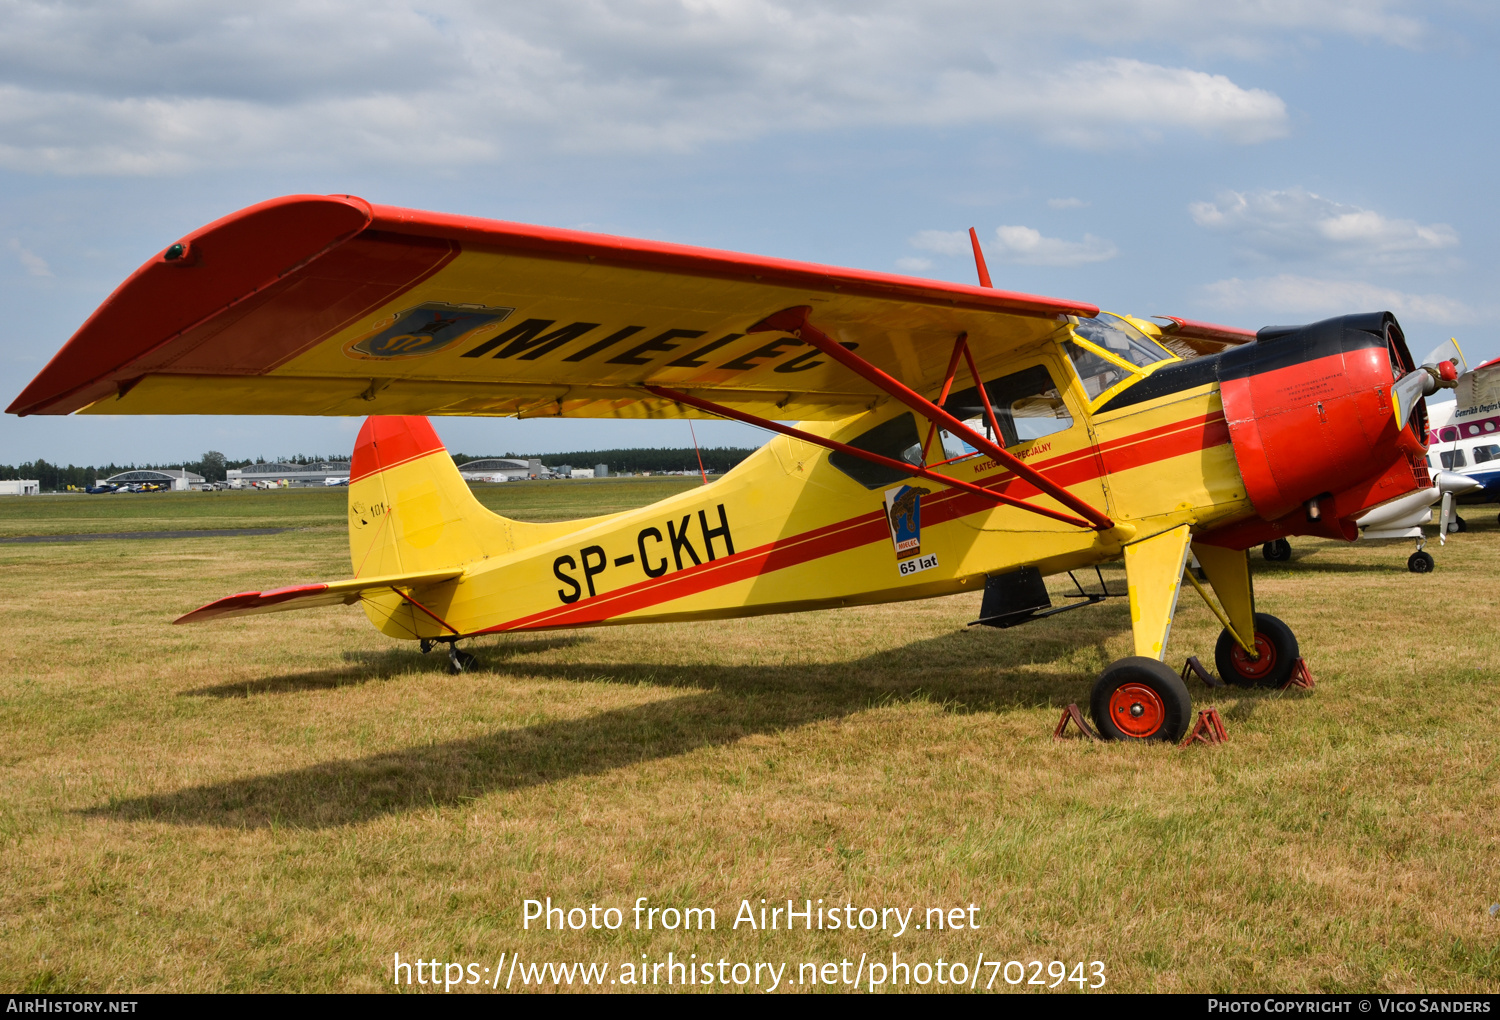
[8, 196, 1455, 743]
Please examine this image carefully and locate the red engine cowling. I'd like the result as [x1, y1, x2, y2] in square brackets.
[1202, 312, 1428, 547]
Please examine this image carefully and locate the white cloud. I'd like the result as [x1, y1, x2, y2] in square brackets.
[1202, 274, 1475, 324]
[9, 238, 50, 276]
[1189, 187, 1459, 270]
[990, 225, 1118, 267]
[895, 256, 933, 272]
[911, 224, 1117, 268]
[1048, 197, 1087, 209]
[910, 230, 970, 257]
[0, 0, 1423, 175]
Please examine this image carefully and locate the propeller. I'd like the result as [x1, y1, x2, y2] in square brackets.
[1421, 337, 1469, 378]
[1391, 339, 1465, 433]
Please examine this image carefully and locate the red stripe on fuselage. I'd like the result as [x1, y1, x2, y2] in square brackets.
[478, 410, 1229, 632]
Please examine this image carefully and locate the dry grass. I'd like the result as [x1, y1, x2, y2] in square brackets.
[0, 487, 1497, 993]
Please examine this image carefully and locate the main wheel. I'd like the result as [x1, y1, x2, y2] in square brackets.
[1453, 515, 1468, 533]
[1215, 612, 1298, 688]
[1261, 538, 1292, 562]
[448, 647, 478, 674]
[1407, 550, 1434, 573]
[1090, 657, 1192, 743]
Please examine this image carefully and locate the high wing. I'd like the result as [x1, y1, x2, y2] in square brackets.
[174, 567, 463, 624]
[8, 195, 1097, 422]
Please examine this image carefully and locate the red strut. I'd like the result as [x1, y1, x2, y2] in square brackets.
[746, 306, 1114, 530]
[645, 385, 1095, 529]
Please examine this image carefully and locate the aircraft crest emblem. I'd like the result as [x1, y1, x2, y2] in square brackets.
[343, 303, 514, 361]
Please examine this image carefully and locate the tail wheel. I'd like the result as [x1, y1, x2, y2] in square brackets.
[1407, 550, 1435, 574]
[1090, 657, 1192, 743]
[1214, 612, 1298, 688]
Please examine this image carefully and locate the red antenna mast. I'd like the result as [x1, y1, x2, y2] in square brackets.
[968, 227, 993, 289]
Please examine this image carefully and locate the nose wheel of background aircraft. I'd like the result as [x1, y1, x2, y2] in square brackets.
[1261, 538, 1292, 562]
[1089, 657, 1192, 742]
[1214, 613, 1299, 688]
[1408, 550, 1435, 573]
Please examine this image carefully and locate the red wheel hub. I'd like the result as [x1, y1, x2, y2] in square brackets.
[1229, 632, 1277, 680]
[1109, 682, 1165, 738]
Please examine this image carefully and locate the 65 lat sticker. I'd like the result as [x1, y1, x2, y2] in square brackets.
[898, 553, 938, 578]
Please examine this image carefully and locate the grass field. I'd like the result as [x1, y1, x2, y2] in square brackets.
[1, 483, 1497, 993]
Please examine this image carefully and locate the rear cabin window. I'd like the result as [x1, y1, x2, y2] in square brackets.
[1473, 444, 1499, 464]
[828, 412, 924, 488]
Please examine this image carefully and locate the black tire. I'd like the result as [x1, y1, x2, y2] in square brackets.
[1090, 656, 1192, 743]
[1214, 612, 1299, 689]
[448, 648, 478, 674]
[1261, 538, 1291, 562]
[1453, 515, 1467, 533]
[1407, 550, 1434, 574]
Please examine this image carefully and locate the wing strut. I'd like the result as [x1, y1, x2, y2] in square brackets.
[746, 306, 1115, 530]
[390, 586, 461, 636]
[646, 384, 1095, 529]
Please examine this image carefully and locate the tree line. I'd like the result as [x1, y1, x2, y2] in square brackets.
[452, 447, 760, 475]
[0, 447, 762, 490]
[0, 452, 337, 489]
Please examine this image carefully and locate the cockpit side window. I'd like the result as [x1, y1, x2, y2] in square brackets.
[1065, 341, 1131, 400]
[1066, 313, 1173, 400]
[828, 412, 924, 489]
[1075, 314, 1173, 368]
[941, 364, 1074, 451]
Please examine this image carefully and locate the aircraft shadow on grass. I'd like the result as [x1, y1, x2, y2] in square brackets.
[86, 602, 1264, 830]
[179, 635, 592, 698]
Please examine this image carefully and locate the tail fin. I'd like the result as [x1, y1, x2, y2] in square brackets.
[349, 416, 503, 577]
[348, 416, 611, 579]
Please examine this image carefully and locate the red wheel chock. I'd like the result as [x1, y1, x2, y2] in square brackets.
[1282, 658, 1316, 691]
[1180, 707, 1228, 747]
[1181, 656, 1223, 688]
[1053, 703, 1100, 742]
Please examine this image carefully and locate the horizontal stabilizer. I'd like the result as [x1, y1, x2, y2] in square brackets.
[174, 567, 462, 624]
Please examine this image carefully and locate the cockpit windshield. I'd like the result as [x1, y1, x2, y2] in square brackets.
[1065, 313, 1174, 400]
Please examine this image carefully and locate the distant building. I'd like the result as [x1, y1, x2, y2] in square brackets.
[103, 469, 204, 492]
[455, 458, 531, 482]
[571, 468, 594, 479]
[0, 479, 39, 496]
[226, 461, 351, 489]
[595, 463, 609, 477]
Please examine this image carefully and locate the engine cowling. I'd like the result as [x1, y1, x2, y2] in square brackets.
[1203, 312, 1429, 547]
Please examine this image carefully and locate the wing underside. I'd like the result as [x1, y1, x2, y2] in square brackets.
[9, 195, 1099, 421]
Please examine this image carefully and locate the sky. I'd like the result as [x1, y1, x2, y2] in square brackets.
[2, 0, 1496, 466]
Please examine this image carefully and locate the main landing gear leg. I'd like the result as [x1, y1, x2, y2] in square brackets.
[1090, 525, 1195, 742]
[1408, 535, 1434, 574]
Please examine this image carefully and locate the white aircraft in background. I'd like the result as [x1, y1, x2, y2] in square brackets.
[1424, 352, 1500, 525]
[1261, 340, 1487, 573]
